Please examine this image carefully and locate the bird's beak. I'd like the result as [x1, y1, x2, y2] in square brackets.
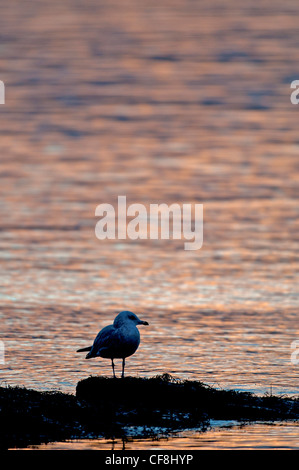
[140, 320, 149, 325]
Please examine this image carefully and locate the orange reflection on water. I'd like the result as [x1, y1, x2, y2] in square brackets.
[18, 421, 299, 450]
[1, 0, 299, 450]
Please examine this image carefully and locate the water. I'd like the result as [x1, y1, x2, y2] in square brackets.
[1, 0, 299, 450]
[20, 421, 299, 450]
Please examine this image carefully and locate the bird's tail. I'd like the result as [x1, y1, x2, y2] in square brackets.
[76, 346, 92, 353]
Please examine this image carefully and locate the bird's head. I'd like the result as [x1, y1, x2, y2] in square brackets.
[114, 311, 149, 328]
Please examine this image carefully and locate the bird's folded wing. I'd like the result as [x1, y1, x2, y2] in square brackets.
[92, 325, 117, 352]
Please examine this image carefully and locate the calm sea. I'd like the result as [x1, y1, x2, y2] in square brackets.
[1, 0, 298, 449]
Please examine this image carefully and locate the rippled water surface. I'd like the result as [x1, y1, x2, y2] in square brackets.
[1, 0, 299, 449]
[20, 421, 299, 450]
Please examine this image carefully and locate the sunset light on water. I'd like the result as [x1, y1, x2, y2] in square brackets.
[1, 0, 299, 452]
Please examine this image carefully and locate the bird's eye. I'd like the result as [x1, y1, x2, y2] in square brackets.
[129, 315, 135, 320]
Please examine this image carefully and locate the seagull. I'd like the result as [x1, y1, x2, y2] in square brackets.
[76, 311, 149, 378]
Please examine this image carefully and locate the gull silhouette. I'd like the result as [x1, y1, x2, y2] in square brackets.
[77, 311, 149, 378]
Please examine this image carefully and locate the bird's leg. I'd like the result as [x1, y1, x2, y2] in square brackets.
[121, 358, 125, 378]
[111, 358, 116, 378]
